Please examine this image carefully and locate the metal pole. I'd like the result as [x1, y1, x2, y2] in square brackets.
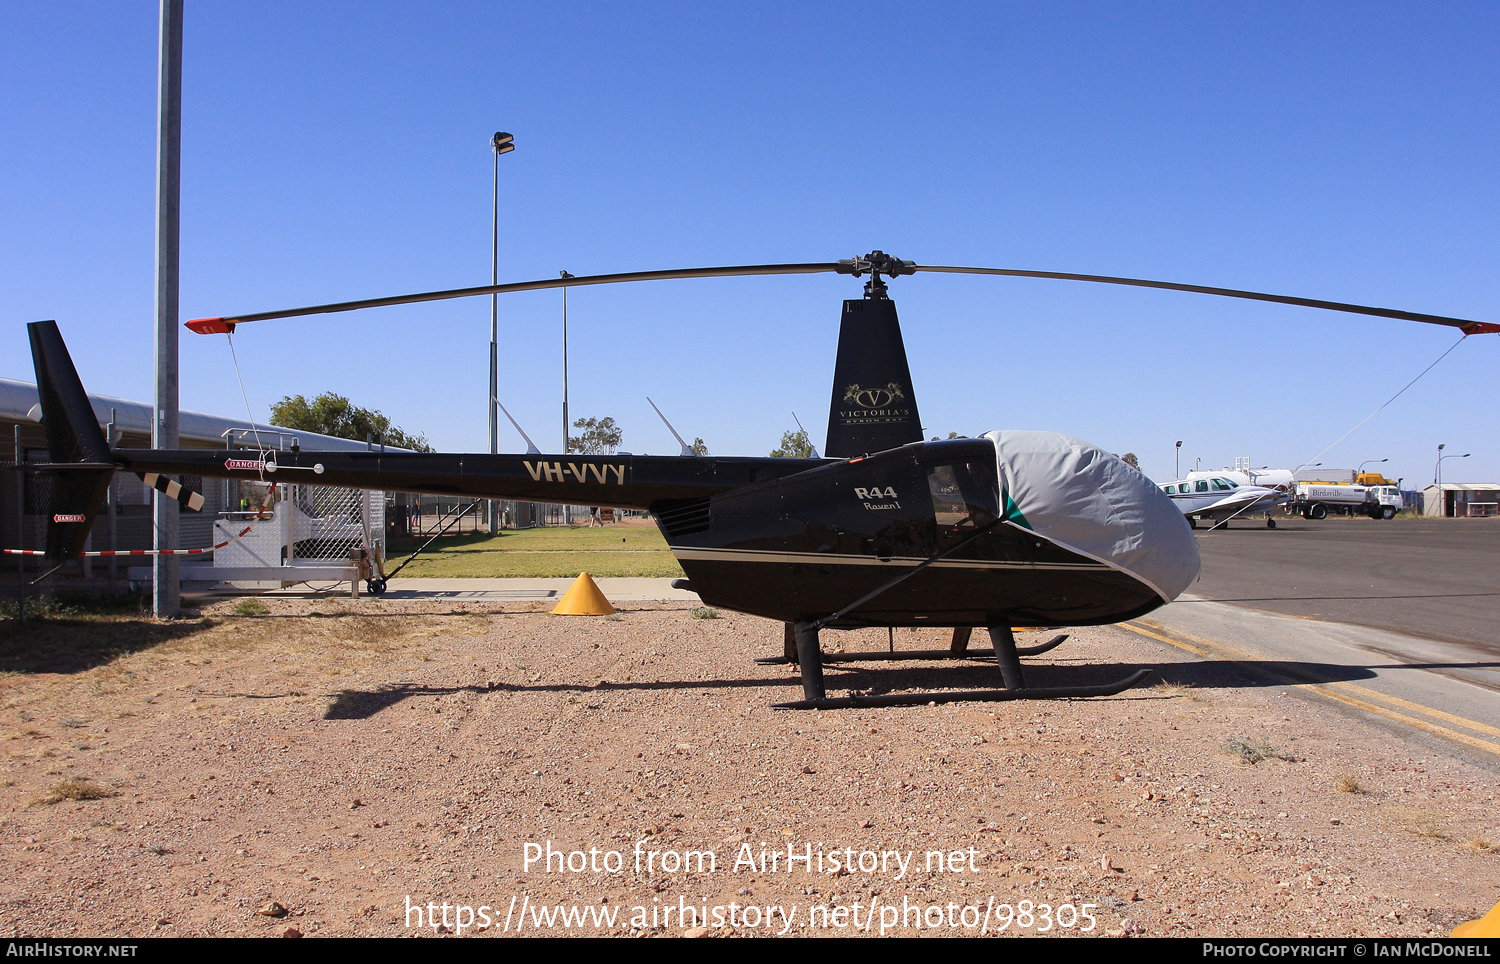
[488, 142, 499, 535]
[152, 0, 183, 619]
[107, 410, 117, 594]
[14, 426, 23, 623]
[561, 271, 572, 524]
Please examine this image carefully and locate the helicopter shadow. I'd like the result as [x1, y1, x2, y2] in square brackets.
[316, 655, 1472, 720]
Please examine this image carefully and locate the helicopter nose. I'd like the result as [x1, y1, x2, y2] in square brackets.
[986, 430, 1201, 602]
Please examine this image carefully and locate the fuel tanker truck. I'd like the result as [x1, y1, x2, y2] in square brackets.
[1288, 473, 1405, 520]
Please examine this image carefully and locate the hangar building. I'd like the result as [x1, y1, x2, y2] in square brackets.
[1422, 482, 1500, 518]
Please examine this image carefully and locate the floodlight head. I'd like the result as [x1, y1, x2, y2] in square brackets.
[185, 317, 234, 334]
[492, 131, 515, 154]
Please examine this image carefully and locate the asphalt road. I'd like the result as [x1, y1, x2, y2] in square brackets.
[1188, 516, 1500, 649]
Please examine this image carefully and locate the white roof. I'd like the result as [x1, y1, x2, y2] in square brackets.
[0, 376, 404, 453]
[1423, 482, 1500, 492]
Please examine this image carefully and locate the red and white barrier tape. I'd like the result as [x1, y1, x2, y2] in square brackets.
[3, 526, 254, 558]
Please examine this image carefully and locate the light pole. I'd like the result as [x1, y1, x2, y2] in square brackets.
[1357, 458, 1388, 477]
[560, 270, 573, 524]
[1175, 441, 1182, 479]
[561, 271, 574, 455]
[1436, 444, 1471, 517]
[488, 131, 514, 535]
[153, 0, 183, 619]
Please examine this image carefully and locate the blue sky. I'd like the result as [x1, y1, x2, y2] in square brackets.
[3, 2, 1497, 485]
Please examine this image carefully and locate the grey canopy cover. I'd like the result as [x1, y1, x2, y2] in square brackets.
[985, 430, 1200, 603]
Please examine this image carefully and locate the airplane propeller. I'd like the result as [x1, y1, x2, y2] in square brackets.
[185, 250, 1499, 335]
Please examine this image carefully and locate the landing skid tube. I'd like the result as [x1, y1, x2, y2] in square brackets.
[770, 623, 1150, 710]
[753, 632, 1070, 665]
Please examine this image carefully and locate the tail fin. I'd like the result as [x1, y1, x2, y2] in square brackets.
[27, 320, 115, 559]
[824, 297, 923, 458]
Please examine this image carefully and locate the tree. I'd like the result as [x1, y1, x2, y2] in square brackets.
[770, 429, 814, 458]
[270, 392, 432, 452]
[569, 416, 622, 454]
[689, 437, 709, 456]
[1121, 452, 1141, 471]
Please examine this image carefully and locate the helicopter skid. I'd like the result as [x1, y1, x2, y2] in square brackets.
[772, 668, 1153, 710]
[753, 633, 1070, 665]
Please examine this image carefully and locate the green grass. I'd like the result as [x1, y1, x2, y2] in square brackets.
[382, 525, 685, 578]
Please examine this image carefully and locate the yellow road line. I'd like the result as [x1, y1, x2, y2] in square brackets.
[1321, 682, 1500, 740]
[1121, 622, 1209, 656]
[1120, 621, 1500, 758]
[1306, 685, 1500, 758]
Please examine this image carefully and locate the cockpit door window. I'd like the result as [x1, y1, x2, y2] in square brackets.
[925, 460, 999, 533]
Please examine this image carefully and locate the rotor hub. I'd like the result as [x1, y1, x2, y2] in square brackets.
[836, 251, 916, 299]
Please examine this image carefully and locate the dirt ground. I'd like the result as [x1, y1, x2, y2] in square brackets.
[1, 598, 1497, 938]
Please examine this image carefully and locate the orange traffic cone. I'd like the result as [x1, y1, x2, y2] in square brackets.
[1453, 898, 1500, 937]
[551, 572, 616, 616]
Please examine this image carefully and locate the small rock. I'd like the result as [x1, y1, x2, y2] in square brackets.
[683, 926, 710, 938]
[282, 927, 302, 938]
[350, 799, 364, 809]
[1329, 818, 1341, 826]
[258, 901, 288, 918]
[737, 887, 752, 896]
[859, 819, 873, 828]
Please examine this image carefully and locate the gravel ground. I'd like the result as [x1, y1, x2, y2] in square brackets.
[1, 599, 1497, 938]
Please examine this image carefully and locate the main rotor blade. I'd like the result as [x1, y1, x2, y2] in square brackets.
[914, 264, 1498, 334]
[187, 262, 842, 331]
[187, 256, 1498, 336]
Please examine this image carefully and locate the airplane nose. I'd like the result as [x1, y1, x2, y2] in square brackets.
[986, 430, 1201, 602]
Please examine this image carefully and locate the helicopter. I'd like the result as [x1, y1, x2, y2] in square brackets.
[21, 251, 1498, 710]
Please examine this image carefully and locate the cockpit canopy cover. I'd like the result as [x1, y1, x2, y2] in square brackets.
[987, 430, 1200, 602]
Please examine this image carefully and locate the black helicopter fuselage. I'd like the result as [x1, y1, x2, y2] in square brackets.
[115, 436, 1163, 629]
[660, 437, 1163, 628]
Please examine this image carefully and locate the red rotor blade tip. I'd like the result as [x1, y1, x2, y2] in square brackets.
[1460, 321, 1500, 335]
[185, 317, 236, 335]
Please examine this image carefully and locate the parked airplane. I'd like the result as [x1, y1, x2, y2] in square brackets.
[1157, 475, 1287, 529]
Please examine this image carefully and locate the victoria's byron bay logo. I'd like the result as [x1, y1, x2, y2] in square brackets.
[839, 382, 911, 423]
[843, 382, 905, 409]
